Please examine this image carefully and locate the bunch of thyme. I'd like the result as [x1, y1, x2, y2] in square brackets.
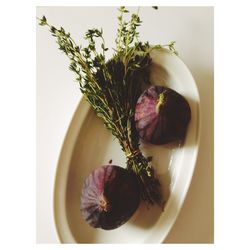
[38, 7, 177, 206]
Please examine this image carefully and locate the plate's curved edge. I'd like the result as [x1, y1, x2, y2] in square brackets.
[53, 50, 202, 244]
[160, 103, 201, 243]
[53, 97, 90, 243]
[159, 53, 202, 243]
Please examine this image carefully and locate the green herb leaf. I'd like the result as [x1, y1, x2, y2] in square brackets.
[38, 7, 169, 206]
[38, 15, 47, 26]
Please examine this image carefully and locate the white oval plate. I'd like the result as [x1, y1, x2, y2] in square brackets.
[53, 49, 201, 243]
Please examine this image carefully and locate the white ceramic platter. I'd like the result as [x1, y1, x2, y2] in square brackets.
[53, 49, 201, 243]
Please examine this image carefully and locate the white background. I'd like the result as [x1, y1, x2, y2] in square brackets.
[36, 6, 213, 243]
[0, 0, 250, 249]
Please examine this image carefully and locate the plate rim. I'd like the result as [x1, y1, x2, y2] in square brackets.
[53, 49, 201, 243]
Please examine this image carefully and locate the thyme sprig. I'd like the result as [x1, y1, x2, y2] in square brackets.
[38, 7, 178, 206]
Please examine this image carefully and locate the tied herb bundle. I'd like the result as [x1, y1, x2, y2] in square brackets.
[38, 7, 177, 206]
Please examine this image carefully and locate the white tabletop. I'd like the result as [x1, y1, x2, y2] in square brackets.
[37, 6, 213, 243]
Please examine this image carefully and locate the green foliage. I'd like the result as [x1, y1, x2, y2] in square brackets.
[37, 7, 178, 206]
[38, 15, 47, 26]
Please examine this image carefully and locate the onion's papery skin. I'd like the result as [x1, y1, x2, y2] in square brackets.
[80, 165, 140, 230]
[135, 86, 191, 145]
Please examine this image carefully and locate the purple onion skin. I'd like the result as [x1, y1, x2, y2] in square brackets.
[135, 86, 191, 145]
[80, 165, 140, 230]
